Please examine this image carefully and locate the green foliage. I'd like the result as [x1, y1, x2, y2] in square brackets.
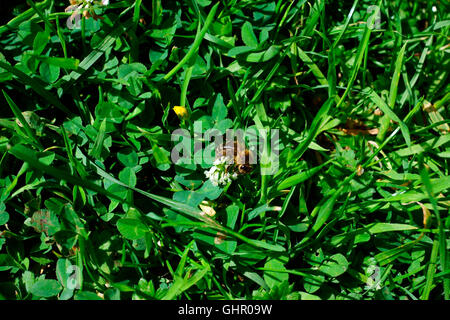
[0, 0, 448, 301]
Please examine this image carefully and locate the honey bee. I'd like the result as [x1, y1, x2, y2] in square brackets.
[215, 140, 254, 174]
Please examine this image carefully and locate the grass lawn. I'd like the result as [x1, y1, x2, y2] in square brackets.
[0, 0, 448, 300]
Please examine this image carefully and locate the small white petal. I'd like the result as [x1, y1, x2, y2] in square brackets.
[65, 5, 77, 12]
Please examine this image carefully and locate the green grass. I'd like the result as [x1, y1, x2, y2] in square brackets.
[0, 0, 448, 300]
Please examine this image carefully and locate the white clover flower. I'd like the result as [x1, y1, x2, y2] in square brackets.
[204, 156, 235, 187]
[65, 0, 109, 15]
[213, 155, 232, 166]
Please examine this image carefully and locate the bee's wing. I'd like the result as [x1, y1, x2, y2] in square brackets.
[247, 148, 255, 164]
[214, 142, 223, 154]
[235, 146, 254, 165]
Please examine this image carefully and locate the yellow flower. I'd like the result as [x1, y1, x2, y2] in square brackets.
[173, 106, 189, 120]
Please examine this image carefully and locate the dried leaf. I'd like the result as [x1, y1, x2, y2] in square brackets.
[214, 231, 227, 245]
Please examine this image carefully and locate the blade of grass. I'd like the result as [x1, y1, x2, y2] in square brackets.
[62, 18, 133, 89]
[0, 61, 71, 115]
[226, 78, 243, 123]
[419, 157, 450, 299]
[90, 119, 107, 160]
[55, 16, 68, 58]
[60, 125, 87, 179]
[391, 134, 450, 158]
[336, 0, 381, 109]
[389, 43, 407, 110]
[2, 91, 43, 150]
[162, 262, 210, 300]
[25, 0, 56, 34]
[421, 238, 440, 300]
[8, 144, 125, 202]
[163, 2, 219, 81]
[0, 0, 51, 35]
[275, 160, 331, 192]
[332, 0, 359, 47]
[295, 185, 345, 248]
[363, 87, 411, 148]
[294, 47, 328, 89]
[179, 60, 195, 109]
[129, 0, 143, 62]
[249, 51, 287, 104]
[290, 97, 334, 163]
[399, 36, 433, 107]
[377, 43, 410, 145]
